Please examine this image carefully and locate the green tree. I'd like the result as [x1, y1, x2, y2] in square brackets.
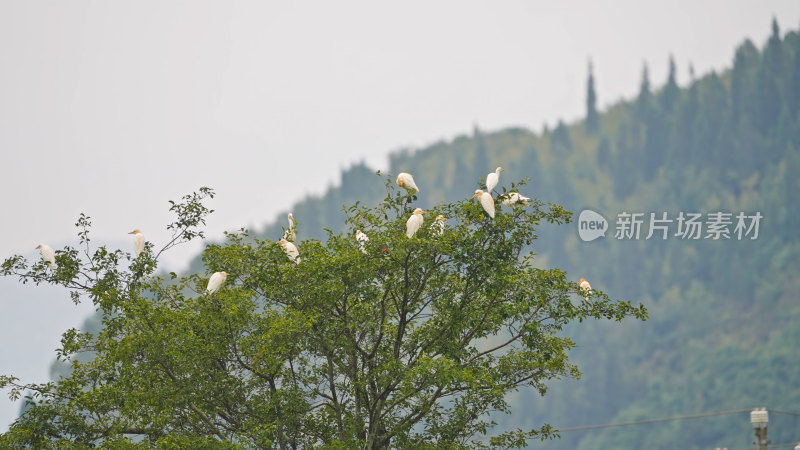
[731, 39, 760, 125]
[695, 71, 732, 170]
[790, 33, 800, 119]
[757, 18, 784, 134]
[611, 122, 637, 198]
[661, 56, 679, 115]
[596, 137, 611, 169]
[636, 62, 666, 178]
[550, 120, 572, 155]
[673, 64, 699, 170]
[586, 61, 599, 133]
[1, 181, 645, 449]
[636, 63, 654, 119]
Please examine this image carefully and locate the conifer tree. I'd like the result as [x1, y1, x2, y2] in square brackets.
[586, 60, 599, 133]
[661, 56, 680, 115]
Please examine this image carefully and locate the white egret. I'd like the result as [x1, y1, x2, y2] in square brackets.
[278, 238, 301, 264]
[501, 192, 531, 208]
[206, 271, 229, 295]
[486, 167, 505, 193]
[283, 213, 297, 242]
[471, 189, 495, 218]
[432, 215, 448, 236]
[406, 208, 426, 238]
[355, 230, 369, 254]
[579, 278, 592, 299]
[128, 229, 145, 257]
[35, 244, 56, 270]
[396, 172, 420, 194]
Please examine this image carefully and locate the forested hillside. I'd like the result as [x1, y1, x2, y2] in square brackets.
[58, 19, 800, 448]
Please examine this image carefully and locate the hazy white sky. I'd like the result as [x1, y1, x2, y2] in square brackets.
[1, 0, 799, 432]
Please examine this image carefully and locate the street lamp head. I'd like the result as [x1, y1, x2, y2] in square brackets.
[750, 408, 768, 429]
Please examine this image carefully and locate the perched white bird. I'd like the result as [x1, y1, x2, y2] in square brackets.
[278, 238, 301, 264]
[283, 213, 296, 242]
[501, 192, 531, 208]
[35, 243, 56, 270]
[206, 271, 229, 295]
[471, 189, 495, 218]
[128, 229, 145, 257]
[406, 208, 426, 238]
[355, 230, 369, 254]
[486, 167, 505, 193]
[396, 172, 420, 194]
[579, 278, 592, 299]
[431, 215, 448, 236]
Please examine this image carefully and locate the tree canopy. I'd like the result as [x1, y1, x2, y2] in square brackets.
[1, 178, 645, 448]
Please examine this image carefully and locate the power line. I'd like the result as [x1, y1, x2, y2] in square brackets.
[558, 408, 800, 434]
[725, 442, 800, 450]
[716, 409, 800, 450]
[556, 407, 800, 449]
[558, 409, 753, 432]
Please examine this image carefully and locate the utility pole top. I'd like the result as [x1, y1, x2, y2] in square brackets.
[751, 408, 768, 428]
[751, 407, 770, 450]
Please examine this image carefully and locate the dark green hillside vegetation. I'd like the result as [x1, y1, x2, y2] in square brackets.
[24, 17, 800, 449]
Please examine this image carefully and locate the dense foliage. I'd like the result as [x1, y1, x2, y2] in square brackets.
[1, 180, 645, 447]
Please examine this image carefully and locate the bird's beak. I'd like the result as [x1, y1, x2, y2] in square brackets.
[470, 193, 477, 199]
[422, 210, 427, 214]
[444, 218, 449, 221]
[501, 168, 506, 172]
[35, 245, 41, 249]
[128, 230, 135, 234]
